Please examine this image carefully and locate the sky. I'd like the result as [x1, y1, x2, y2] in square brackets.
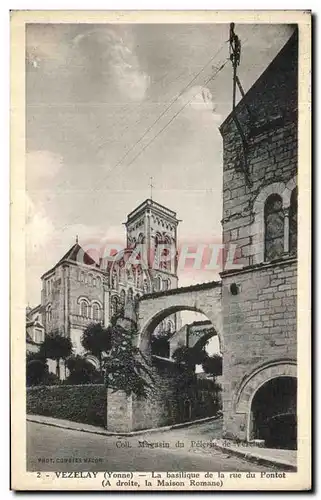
[26, 22, 294, 313]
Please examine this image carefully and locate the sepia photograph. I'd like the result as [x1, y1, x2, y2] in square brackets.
[10, 10, 311, 491]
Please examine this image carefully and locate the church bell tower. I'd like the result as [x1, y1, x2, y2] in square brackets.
[124, 198, 180, 293]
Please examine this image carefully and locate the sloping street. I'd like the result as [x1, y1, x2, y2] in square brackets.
[27, 419, 279, 473]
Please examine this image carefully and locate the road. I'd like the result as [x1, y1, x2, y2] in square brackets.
[27, 420, 277, 472]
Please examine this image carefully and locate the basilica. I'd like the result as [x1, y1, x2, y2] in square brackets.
[26, 198, 181, 358]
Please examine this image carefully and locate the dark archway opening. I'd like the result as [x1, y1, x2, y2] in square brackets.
[141, 307, 223, 427]
[250, 376, 297, 450]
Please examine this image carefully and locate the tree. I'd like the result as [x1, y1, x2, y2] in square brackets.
[26, 353, 48, 386]
[202, 353, 223, 378]
[65, 355, 102, 385]
[172, 345, 208, 371]
[81, 323, 112, 373]
[104, 323, 154, 399]
[39, 332, 73, 379]
[151, 336, 170, 358]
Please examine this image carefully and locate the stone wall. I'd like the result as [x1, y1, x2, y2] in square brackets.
[219, 31, 298, 441]
[107, 358, 220, 432]
[221, 260, 297, 439]
[220, 31, 298, 269]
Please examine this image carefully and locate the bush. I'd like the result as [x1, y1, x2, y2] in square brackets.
[65, 356, 103, 385]
[27, 384, 106, 427]
[26, 358, 48, 386]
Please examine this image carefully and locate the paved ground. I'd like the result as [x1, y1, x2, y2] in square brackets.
[27, 420, 280, 473]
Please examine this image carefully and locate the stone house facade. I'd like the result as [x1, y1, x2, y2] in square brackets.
[219, 29, 298, 445]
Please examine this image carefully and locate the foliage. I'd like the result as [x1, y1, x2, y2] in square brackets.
[26, 352, 62, 386]
[26, 357, 48, 386]
[104, 323, 154, 399]
[44, 372, 61, 385]
[172, 345, 208, 371]
[81, 323, 112, 372]
[173, 344, 223, 380]
[39, 332, 73, 379]
[151, 336, 170, 358]
[27, 384, 106, 427]
[65, 355, 103, 385]
[202, 353, 223, 378]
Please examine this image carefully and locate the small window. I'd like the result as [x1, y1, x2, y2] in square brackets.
[46, 305, 52, 323]
[163, 279, 170, 291]
[127, 288, 133, 303]
[120, 289, 126, 306]
[80, 301, 88, 317]
[264, 194, 284, 261]
[92, 303, 101, 321]
[34, 328, 43, 343]
[111, 295, 119, 317]
[155, 276, 162, 292]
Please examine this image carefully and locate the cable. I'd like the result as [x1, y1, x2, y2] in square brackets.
[107, 42, 227, 173]
[121, 59, 229, 172]
[99, 25, 259, 179]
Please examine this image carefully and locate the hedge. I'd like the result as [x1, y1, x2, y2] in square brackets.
[27, 384, 106, 428]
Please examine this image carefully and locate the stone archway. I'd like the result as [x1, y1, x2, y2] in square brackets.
[234, 360, 297, 443]
[250, 376, 297, 449]
[136, 281, 223, 354]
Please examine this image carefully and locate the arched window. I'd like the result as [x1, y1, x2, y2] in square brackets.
[126, 266, 134, 282]
[46, 304, 52, 323]
[162, 279, 170, 291]
[289, 188, 297, 255]
[162, 235, 172, 271]
[167, 320, 174, 334]
[154, 233, 162, 268]
[137, 233, 145, 244]
[80, 300, 88, 317]
[92, 303, 101, 321]
[92, 277, 96, 287]
[80, 271, 85, 283]
[88, 274, 93, 286]
[120, 289, 126, 307]
[96, 276, 102, 287]
[127, 288, 133, 303]
[111, 268, 118, 290]
[143, 279, 149, 294]
[155, 276, 162, 292]
[264, 194, 284, 261]
[111, 295, 119, 318]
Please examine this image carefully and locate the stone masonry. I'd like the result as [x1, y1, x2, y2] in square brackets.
[219, 29, 298, 440]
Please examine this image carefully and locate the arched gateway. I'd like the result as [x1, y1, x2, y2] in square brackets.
[106, 281, 223, 433]
[137, 281, 223, 353]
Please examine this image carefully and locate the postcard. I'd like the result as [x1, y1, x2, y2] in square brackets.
[10, 9, 311, 491]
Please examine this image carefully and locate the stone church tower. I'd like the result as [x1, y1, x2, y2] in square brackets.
[125, 199, 179, 293]
[36, 198, 181, 360]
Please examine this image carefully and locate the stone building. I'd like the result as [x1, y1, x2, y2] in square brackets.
[26, 30, 299, 448]
[169, 320, 215, 358]
[32, 198, 181, 360]
[219, 29, 298, 448]
[26, 305, 45, 354]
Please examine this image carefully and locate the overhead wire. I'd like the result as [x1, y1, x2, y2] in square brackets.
[120, 59, 229, 172]
[104, 41, 228, 174]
